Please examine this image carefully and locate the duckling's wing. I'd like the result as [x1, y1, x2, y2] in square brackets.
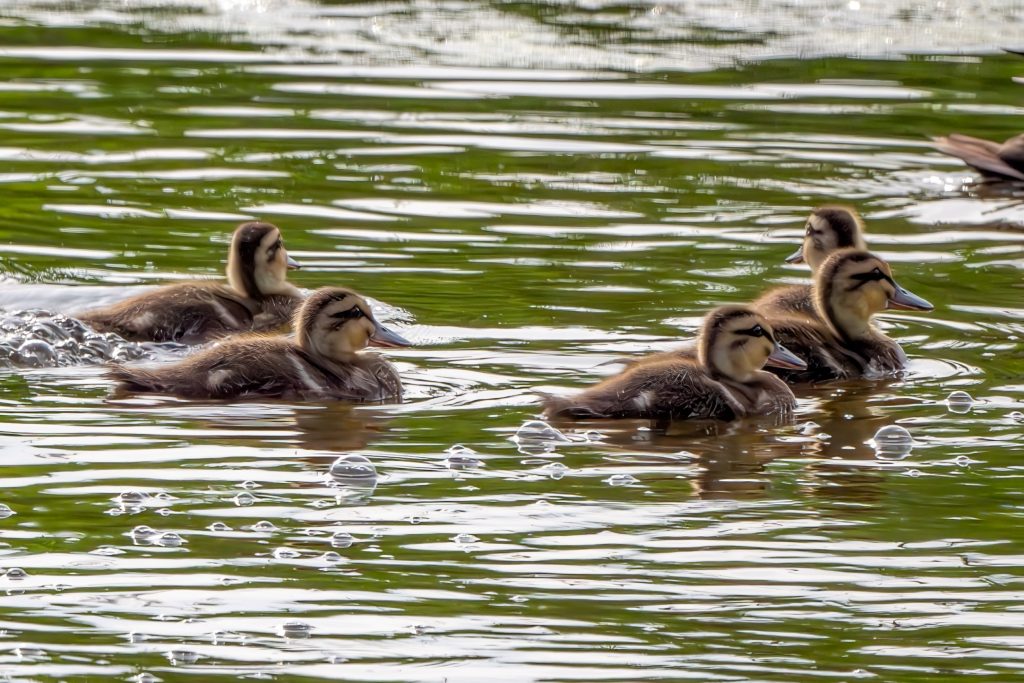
[933, 134, 1024, 181]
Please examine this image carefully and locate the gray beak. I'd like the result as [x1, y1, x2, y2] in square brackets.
[369, 323, 412, 348]
[887, 283, 933, 312]
[286, 254, 301, 270]
[785, 245, 805, 264]
[766, 342, 807, 370]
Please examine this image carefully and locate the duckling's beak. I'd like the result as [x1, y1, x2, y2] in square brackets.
[369, 323, 412, 348]
[766, 343, 807, 370]
[785, 245, 805, 264]
[286, 254, 301, 270]
[887, 283, 933, 311]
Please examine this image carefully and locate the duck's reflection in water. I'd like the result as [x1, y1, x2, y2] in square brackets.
[548, 378, 917, 502]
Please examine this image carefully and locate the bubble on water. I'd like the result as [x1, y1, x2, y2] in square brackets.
[905, 469, 922, 478]
[250, 521, 277, 532]
[445, 455, 483, 471]
[239, 481, 260, 489]
[155, 508, 172, 517]
[208, 522, 232, 532]
[445, 444, 477, 456]
[330, 532, 355, 549]
[329, 454, 377, 483]
[152, 492, 173, 501]
[321, 551, 343, 563]
[131, 673, 160, 683]
[273, 547, 301, 559]
[5, 568, 27, 580]
[1009, 411, 1024, 423]
[509, 594, 529, 603]
[279, 621, 311, 639]
[540, 462, 569, 480]
[605, 473, 639, 486]
[328, 455, 378, 502]
[92, 545, 125, 556]
[452, 533, 479, 545]
[954, 455, 973, 467]
[156, 532, 185, 547]
[872, 425, 914, 459]
[13, 339, 57, 367]
[15, 647, 45, 659]
[116, 491, 147, 505]
[514, 420, 571, 444]
[130, 525, 157, 540]
[798, 421, 821, 435]
[581, 430, 603, 442]
[946, 390, 975, 413]
[233, 492, 257, 506]
[166, 649, 199, 665]
[0, 504, 15, 519]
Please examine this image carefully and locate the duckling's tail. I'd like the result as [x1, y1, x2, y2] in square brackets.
[107, 363, 166, 393]
[537, 392, 601, 420]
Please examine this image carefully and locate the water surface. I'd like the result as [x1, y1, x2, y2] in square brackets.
[0, 1, 1022, 681]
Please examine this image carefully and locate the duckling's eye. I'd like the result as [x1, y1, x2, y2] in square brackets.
[331, 307, 364, 321]
[737, 324, 772, 342]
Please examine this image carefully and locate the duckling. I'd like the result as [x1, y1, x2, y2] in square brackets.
[755, 205, 867, 316]
[109, 287, 411, 401]
[761, 249, 933, 383]
[933, 133, 1024, 181]
[542, 306, 806, 421]
[78, 221, 302, 343]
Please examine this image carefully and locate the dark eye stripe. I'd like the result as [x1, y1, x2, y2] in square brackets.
[330, 306, 364, 321]
[849, 268, 895, 289]
[736, 325, 774, 344]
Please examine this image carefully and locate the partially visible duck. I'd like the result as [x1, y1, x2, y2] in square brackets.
[756, 205, 867, 316]
[933, 133, 1024, 181]
[109, 287, 411, 401]
[542, 305, 805, 422]
[761, 249, 933, 383]
[79, 221, 302, 343]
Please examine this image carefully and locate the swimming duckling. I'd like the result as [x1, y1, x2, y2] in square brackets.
[761, 249, 933, 383]
[542, 306, 806, 421]
[933, 133, 1024, 181]
[109, 287, 411, 401]
[79, 221, 302, 343]
[755, 205, 867, 316]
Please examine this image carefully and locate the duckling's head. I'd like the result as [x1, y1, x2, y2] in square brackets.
[815, 249, 933, 340]
[227, 221, 301, 300]
[699, 306, 806, 383]
[786, 205, 866, 270]
[296, 287, 411, 360]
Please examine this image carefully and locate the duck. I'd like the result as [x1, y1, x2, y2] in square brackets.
[109, 287, 411, 401]
[932, 133, 1024, 181]
[542, 305, 806, 422]
[760, 249, 933, 383]
[78, 221, 303, 343]
[755, 205, 867, 316]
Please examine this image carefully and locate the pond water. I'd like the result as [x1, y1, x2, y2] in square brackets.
[0, 1, 1023, 681]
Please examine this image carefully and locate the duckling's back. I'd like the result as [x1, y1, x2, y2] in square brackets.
[80, 282, 259, 344]
[543, 358, 744, 421]
[110, 336, 402, 402]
